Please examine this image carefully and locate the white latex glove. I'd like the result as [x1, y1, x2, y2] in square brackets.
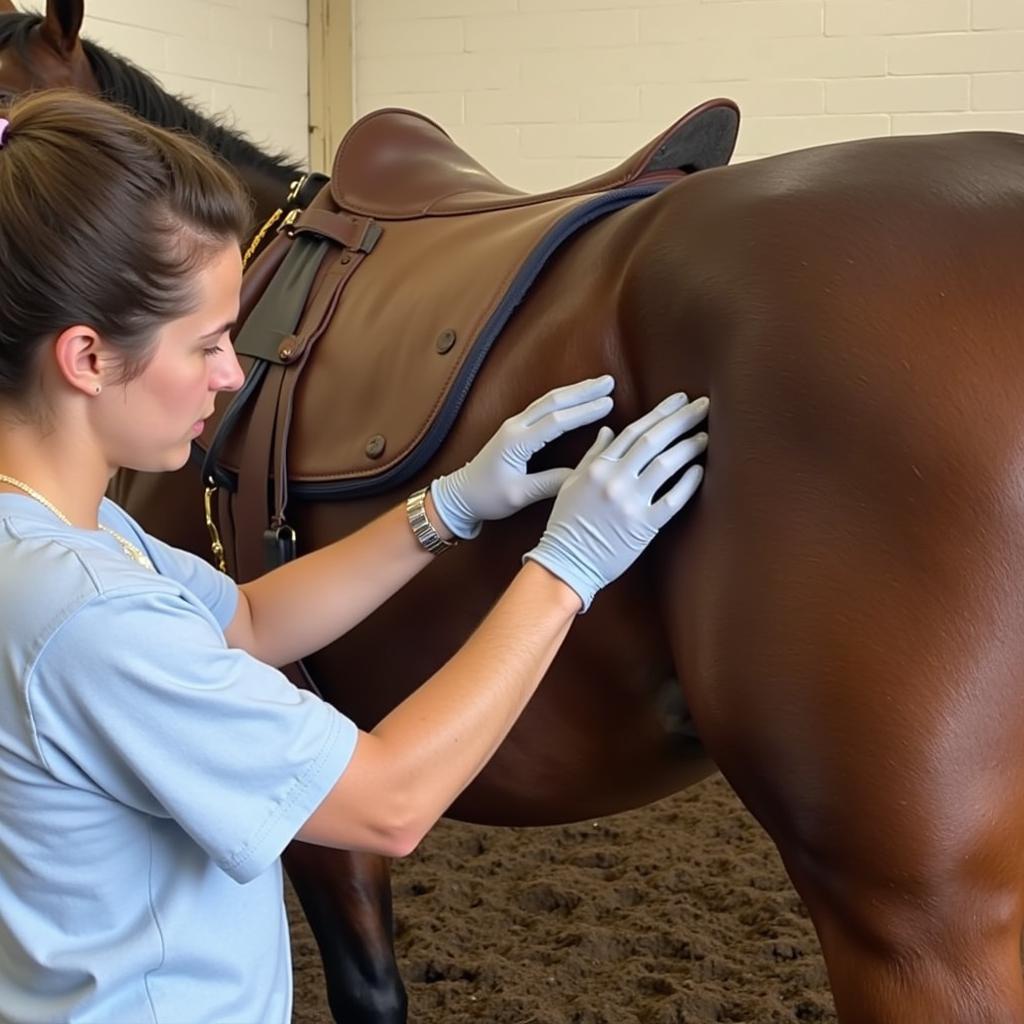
[430, 376, 615, 539]
[524, 392, 709, 612]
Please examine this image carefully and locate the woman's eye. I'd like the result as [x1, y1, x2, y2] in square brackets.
[203, 345, 224, 358]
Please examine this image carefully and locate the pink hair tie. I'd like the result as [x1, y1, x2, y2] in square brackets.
[0, 119, 9, 149]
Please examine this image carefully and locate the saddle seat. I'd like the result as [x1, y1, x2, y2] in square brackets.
[331, 99, 740, 219]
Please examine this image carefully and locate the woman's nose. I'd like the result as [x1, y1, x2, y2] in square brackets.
[214, 346, 245, 393]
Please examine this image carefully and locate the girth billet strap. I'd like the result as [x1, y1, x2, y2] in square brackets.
[201, 235, 332, 493]
[206, 210, 381, 588]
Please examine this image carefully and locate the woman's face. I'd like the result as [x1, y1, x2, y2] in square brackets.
[97, 242, 246, 474]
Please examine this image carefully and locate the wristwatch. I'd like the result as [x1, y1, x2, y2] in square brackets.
[405, 486, 458, 555]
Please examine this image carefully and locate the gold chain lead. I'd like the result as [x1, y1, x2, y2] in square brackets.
[203, 483, 228, 574]
[242, 207, 283, 269]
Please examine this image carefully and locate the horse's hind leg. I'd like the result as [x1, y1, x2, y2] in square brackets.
[772, 676, 1024, 1024]
[662, 451, 1024, 1021]
[773, 676, 1024, 1023]
[283, 843, 406, 1024]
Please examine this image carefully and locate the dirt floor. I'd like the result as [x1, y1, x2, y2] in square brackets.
[288, 773, 837, 1023]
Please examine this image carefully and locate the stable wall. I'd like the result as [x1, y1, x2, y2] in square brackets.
[353, 0, 1024, 191]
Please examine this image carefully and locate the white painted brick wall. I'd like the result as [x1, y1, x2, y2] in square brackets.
[354, 0, 1024, 192]
[79, 0, 309, 166]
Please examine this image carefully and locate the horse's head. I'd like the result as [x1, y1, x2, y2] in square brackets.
[0, 0, 303, 222]
[0, 1, 99, 100]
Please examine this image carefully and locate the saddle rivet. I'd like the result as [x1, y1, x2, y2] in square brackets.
[339, 254, 352, 265]
[278, 341, 294, 360]
[366, 434, 386, 459]
[436, 329, 457, 354]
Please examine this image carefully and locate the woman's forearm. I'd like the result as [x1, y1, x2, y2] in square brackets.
[234, 493, 454, 667]
[297, 560, 580, 855]
[289, 390, 708, 858]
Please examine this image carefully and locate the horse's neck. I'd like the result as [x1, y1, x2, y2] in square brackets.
[240, 164, 297, 225]
[85, 39, 299, 225]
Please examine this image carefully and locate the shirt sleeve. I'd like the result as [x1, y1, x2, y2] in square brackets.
[143, 532, 239, 630]
[28, 587, 360, 884]
[99, 499, 239, 631]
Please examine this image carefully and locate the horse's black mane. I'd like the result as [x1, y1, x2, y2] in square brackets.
[0, 13, 302, 181]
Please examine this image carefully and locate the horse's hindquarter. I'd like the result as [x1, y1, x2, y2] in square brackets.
[625, 132, 1024, 999]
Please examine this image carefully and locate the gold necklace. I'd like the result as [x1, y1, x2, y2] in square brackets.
[0, 474, 155, 571]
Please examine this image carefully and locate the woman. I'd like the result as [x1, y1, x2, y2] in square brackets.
[0, 91, 709, 1024]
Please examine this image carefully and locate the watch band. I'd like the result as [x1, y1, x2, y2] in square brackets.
[406, 486, 457, 555]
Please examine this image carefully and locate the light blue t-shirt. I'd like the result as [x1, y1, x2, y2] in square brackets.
[0, 494, 359, 1024]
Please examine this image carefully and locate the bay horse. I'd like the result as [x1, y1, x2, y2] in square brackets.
[6, 4, 1024, 1023]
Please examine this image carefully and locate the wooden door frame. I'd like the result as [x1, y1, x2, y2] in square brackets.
[308, 0, 353, 173]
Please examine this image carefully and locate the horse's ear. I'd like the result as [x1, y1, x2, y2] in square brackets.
[0, 0, 18, 13]
[40, 0, 84, 58]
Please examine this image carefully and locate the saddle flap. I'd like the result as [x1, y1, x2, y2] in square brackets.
[203, 190, 610, 488]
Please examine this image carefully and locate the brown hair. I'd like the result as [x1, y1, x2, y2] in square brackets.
[0, 89, 252, 407]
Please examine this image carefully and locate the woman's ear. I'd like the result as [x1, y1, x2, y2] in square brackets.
[52, 324, 107, 396]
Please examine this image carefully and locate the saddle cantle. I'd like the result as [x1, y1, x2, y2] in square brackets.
[196, 99, 739, 581]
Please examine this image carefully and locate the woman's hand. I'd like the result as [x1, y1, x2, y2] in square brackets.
[430, 376, 615, 539]
[524, 392, 709, 612]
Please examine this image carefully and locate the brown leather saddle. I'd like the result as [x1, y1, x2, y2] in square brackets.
[197, 99, 740, 583]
